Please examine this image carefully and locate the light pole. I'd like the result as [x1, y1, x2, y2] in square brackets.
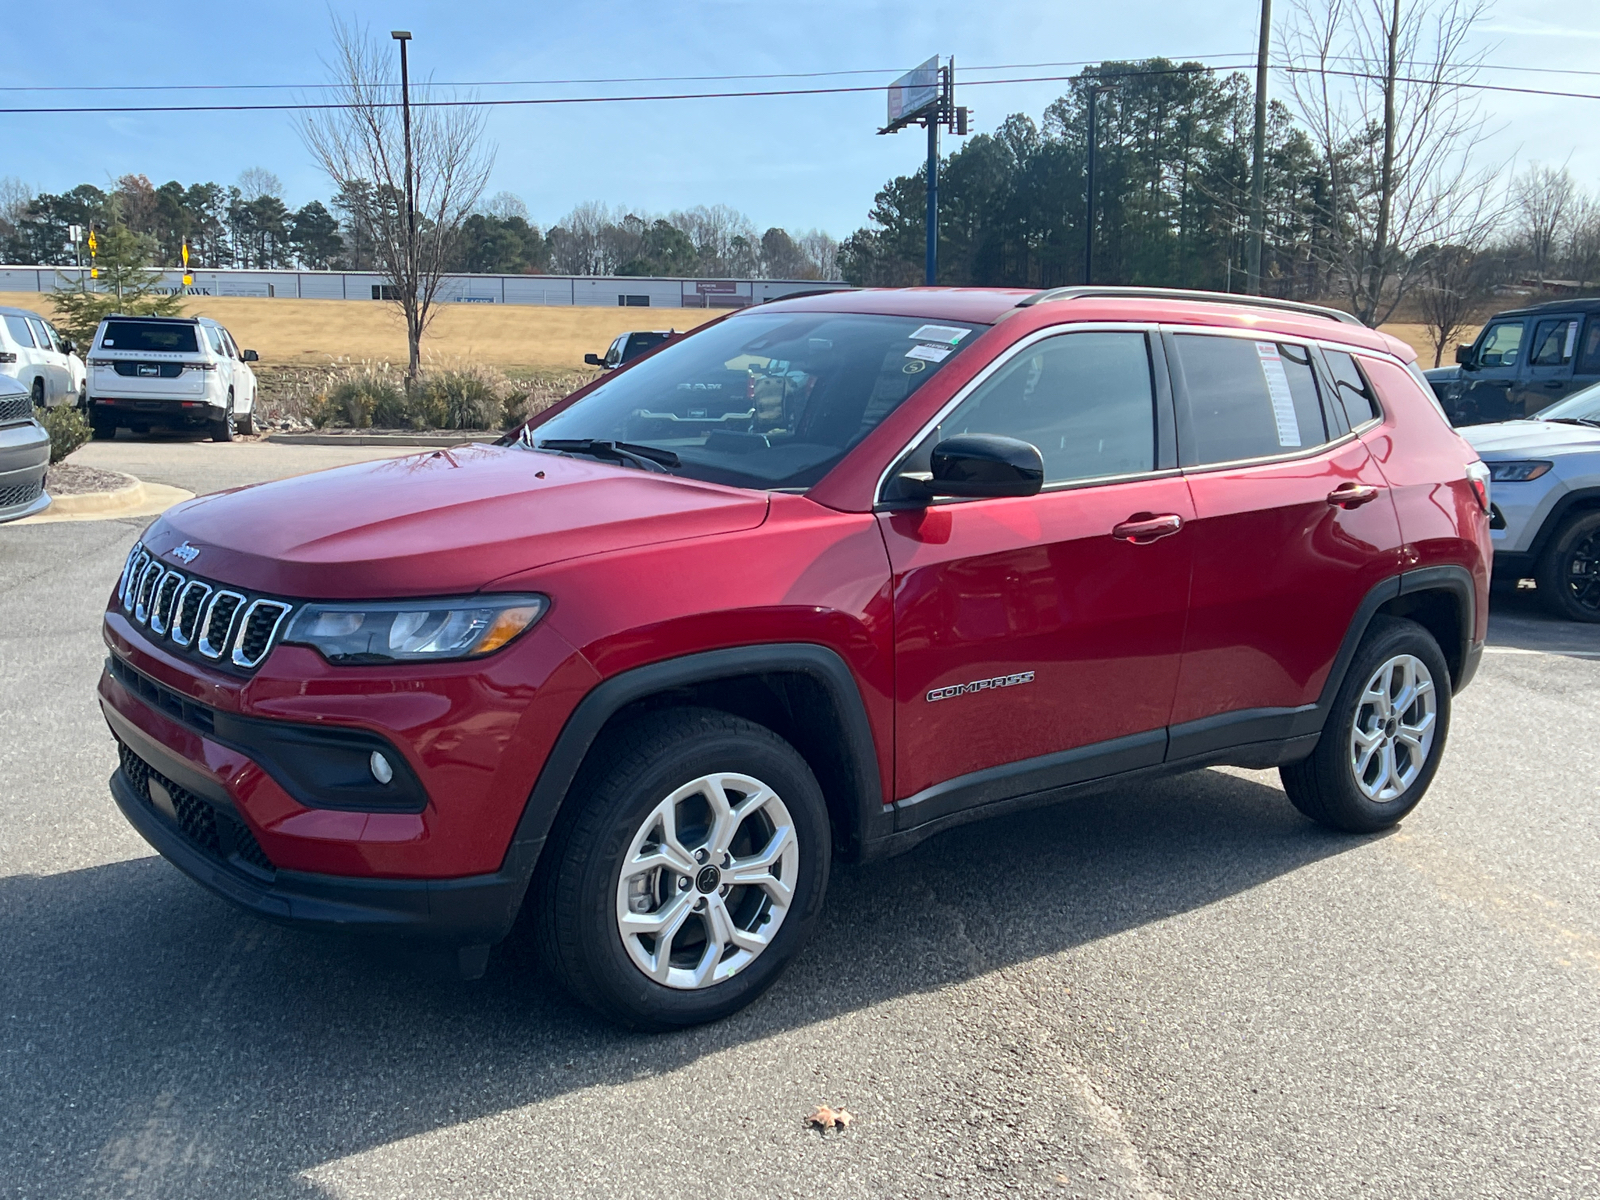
[1247, 0, 1273, 294]
[1083, 84, 1117, 286]
[391, 31, 416, 302]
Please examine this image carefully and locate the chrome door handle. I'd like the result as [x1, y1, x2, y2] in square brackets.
[1111, 513, 1184, 544]
[1327, 482, 1382, 509]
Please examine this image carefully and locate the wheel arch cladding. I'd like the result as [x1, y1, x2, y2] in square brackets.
[508, 645, 886, 873]
[1380, 566, 1476, 691]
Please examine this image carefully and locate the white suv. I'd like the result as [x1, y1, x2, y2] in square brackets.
[0, 305, 87, 409]
[1461, 381, 1600, 622]
[87, 315, 259, 442]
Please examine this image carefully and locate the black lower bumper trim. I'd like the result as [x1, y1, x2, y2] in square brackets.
[110, 768, 539, 946]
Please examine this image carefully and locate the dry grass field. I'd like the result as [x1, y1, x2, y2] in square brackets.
[0, 291, 718, 371]
[0, 289, 1473, 372]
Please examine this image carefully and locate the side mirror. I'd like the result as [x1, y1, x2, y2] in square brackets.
[923, 434, 1044, 499]
[1454, 344, 1475, 367]
[62, 339, 76, 353]
[241, 349, 259, 362]
[583, 352, 603, 367]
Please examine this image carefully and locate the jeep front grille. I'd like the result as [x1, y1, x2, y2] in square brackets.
[116, 542, 294, 672]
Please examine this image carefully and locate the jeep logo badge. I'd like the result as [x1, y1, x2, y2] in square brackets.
[170, 542, 201, 564]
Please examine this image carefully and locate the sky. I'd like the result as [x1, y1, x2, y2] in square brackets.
[5, 0, 1600, 240]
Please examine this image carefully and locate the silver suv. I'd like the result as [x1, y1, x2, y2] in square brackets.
[0, 373, 50, 522]
[1461, 382, 1600, 622]
[87, 315, 259, 442]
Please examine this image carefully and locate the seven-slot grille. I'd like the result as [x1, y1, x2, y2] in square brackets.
[118, 542, 293, 671]
[0, 392, 34, 424]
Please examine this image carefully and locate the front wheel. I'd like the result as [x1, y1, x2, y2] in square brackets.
[1280, 616, 1451, 833]
[533, 708, 831, 1029]
[1536, 511, 1600, 623]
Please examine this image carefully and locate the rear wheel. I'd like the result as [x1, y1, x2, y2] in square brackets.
[534, 707, 830, 1029]
[89, 408, 115, 440]
[235, 407, 255, 436]
[1535, 511, 1600, 623]
[1280, 616, 1451, 833]
[210, 392, 235, 443]
[30, 378, 44, 408]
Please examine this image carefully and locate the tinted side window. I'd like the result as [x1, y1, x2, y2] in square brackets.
[1529, 318, 1579, 367]
[26, 317, 51, 350]
[1324, 349, 1382, 425]
[1175, 335, 1328, 465]
[204, 326, 226, 355]
[4, 314, 35, 347]
[1579, 317, 1600, 376]
[927, 331, 1156, 486]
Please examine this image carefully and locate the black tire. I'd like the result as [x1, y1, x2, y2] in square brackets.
[76, 384, 87, 412]
[235, 408, 256, 436]
[89, 410, 116, 440]
[1280, 615, 1452, 833]
[210, 392, 235, 443]
[1535, 511, 1600, 623]
[30, 378, 44, 408]
[533, 707, 831, 1029]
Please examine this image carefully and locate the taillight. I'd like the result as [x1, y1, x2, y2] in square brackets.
[88, 358, 113, 366]
[0, 352, 15, 364]
[184, 362, 217, 372]
[1465, 461, 1491, 513]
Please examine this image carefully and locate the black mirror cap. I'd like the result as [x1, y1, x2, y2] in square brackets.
[583, 352, 603, 366]
[1454, 344, 1474, 366]
[929, 434, 1045, 498]
[241, 349, 259, 362]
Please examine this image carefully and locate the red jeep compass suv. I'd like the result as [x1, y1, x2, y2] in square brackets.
[100, 287, 1492, 1027]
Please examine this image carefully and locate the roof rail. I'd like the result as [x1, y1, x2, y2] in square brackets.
[1016, 285, 1364, 327]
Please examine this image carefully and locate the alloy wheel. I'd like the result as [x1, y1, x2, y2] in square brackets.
[1348, 653, 1437, 802]
[1563, 528, 1600, 616]
[614, 771, 798, 990]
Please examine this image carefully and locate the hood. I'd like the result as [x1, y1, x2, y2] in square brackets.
[1459, 420, 1600, 457]
[140, 444, 769, 598]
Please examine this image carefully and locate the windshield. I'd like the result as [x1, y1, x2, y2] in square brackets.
[529, 311, 987, 489]
[1534, 381, 1600, 423]
[100, 321, 199, 354]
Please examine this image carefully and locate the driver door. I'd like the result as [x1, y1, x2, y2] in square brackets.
[878, 328, 1192, 825]
[1457, 318, 1527, 424]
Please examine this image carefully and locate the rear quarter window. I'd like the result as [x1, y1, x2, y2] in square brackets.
[1173, 334, 1329, 466]
[1323, 349, 1383, 426]
[3, 315, 35, 347]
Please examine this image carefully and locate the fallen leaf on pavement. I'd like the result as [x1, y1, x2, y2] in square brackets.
[806, 1104, 854, 1129]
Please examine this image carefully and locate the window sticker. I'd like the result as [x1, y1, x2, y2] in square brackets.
[908, 324, 971, 345]
[905, 343, 952, 362]
[1255, 341, 1302, 448]
[1565, 320, 1579, 361]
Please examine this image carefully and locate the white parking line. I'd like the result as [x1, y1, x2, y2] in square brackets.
[1483, 646, 1600, 657]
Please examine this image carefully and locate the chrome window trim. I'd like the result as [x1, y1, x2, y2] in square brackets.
[230, 599, 294, 669]
[148, 571, 185, 635]
[170, 580, 213, 647]
[872, 320, 1163, 506]
[196, 590, 246, 660]
[1174, 428, 1361, 475]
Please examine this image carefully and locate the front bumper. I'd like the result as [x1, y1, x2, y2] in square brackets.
[0, 419, 50, 521]
[109, 718, 538, 948]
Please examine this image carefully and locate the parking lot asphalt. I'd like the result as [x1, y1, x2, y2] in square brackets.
[2, 442, 1598, 1199]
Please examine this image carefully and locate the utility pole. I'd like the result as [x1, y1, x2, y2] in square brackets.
[1247, 0, 1272, 295]
[1084, 84, 1117, 286]
[926, 76, 940, 287]
[392, 30, 417, 373]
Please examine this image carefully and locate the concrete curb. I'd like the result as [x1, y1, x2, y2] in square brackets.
[14, 477, 195, 525]
[266, 432, 493, 448]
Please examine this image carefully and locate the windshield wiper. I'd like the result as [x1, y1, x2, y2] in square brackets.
[1545, 417, 1600, 428]
[536, 438, 681, 472]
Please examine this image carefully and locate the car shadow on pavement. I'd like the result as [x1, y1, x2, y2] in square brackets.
[0, 767, 1359, 1197]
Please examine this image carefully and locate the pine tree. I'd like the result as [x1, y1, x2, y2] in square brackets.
[50, 224, 183, 347]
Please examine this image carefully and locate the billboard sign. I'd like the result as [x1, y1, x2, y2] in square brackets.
[887, 57, 940, 128]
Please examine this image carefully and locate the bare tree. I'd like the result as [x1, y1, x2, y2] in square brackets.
[301, 19, 493, 378]
[236, 167, 284, 202]
[481, 191, 529, 222]
[1567, 193, 1600, 288]
[1416, 243, 1491, 366]
[1281, 0, 1505, 326]
[1513, 163, 1575, 281]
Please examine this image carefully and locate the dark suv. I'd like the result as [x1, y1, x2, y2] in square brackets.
[100, 287, 1492, 1028]
[1426, 296, 1600, 425]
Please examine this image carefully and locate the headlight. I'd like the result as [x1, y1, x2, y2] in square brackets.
[1487, 460, 1553, 482]
[282, 594, 548, 664]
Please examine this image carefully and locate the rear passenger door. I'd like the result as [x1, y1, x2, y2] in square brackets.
[1514, 315, 1581, 416]
[1165, 331, 1402, 762]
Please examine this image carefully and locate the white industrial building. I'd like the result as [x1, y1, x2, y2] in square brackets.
[0, 266, 846, 309]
